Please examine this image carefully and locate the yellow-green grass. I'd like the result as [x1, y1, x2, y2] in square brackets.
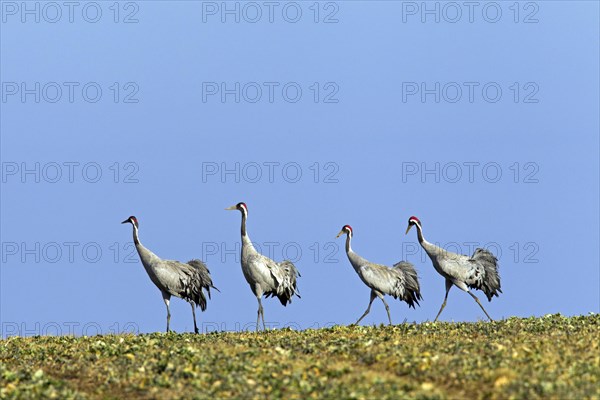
[1, 314, 598, 399]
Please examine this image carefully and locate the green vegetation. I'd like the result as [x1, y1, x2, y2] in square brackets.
[1, 314, 598, 399]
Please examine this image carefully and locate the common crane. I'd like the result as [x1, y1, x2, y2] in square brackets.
[121, 216, 218, 333]
[225, 203, 300, 331]
[405, 216, 501, 322]
[337, 225, 422, 325]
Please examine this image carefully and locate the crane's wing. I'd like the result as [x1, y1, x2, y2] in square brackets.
[152, 260, 185, 295]
[263, 256, 284, 285]
[359, 264, 396, 294]
[158, 259, 216, 311]
[359, 263, 421, 308]
[438, 253, 474, 285]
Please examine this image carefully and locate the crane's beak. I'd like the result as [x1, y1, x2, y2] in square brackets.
[336, 230, 344, 239]
[225, 205, 237, 211]
[405, 224, 413, 235]
[121, 219, 130, 224]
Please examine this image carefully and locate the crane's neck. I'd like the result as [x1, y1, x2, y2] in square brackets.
[414, 224, 442, 258]
[414, 223, 426, 244]
[130, 223, 160, 272]
[240, 210, 254, 249]
[132, 224, 141, 246]
[240, 210, 247, 237]
[344, 234, 366, 274]
[345, 233, 353, 254]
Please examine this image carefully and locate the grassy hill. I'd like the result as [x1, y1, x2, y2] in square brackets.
[1, 314, 598, 399]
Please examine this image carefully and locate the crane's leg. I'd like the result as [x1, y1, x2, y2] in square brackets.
[162, 292, 172, 333]
[377, 294, 393, 325]
[260, 304, 266, 331]
[354, 291, 377, 325]
[190, 302, 199, 334]
[256, 297, 264, 332]
[434, 280, 453, 322]
[467, 291, 494, 322]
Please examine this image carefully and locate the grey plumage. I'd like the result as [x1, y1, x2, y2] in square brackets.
[406, 216, 501, 321]
[393, 261, 422, 308]
[337, 225, 422, 325]
[261, 259, 301, 306]
[173, 259, 216, 311]
[122, 216, 218, 333]
[227, 202, 300, 331]
[467, 248, 502, 301]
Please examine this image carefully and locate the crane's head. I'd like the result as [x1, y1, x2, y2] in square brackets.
[225, 202, 248, 216]
[121, 216, 139, 228]
[405, 216, 421, 235]
[336, 225, 353, 238]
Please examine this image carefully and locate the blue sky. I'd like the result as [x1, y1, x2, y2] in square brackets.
[1, 1, 598, 336]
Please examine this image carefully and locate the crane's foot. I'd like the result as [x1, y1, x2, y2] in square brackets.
[194, 328, 200, 334]
[483, 310, 495, 322]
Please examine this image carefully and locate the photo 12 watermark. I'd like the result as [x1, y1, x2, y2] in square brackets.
[1, 82, 140, 104]
[1, 161, 140, 184]
[201, 241, 341, 265]
[1, 241, 140, 265]
[201, 82, 340, 104]
[200, 320, 338, 333]
[1, 1, 140, 24]
[400, 241, 540, 264]
[401, 162, 540, 184]
[201, 1, 340, 24]
[201, 161, 340, 184]
[400, 1, 539, 24]
[2, 321, 139, 338]
[401, 82, 540, 104]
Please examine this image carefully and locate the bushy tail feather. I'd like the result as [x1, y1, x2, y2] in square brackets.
[470, 249, 502, 301]
[270, 260, 301, 306]
[186, 259, 218, 310]
[393, 261, 423, 308]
